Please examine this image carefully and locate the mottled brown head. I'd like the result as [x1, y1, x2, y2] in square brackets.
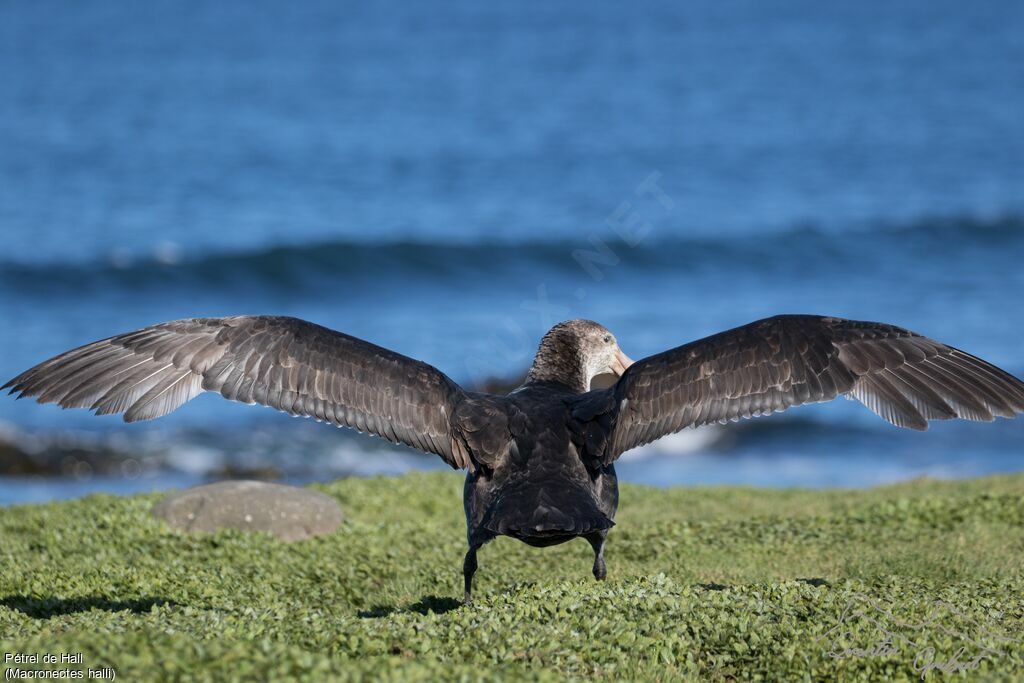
[525, 319, 634, 393]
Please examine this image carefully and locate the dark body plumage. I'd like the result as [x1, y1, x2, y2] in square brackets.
[6, 314, 1024, 602]
[461, 384, 619, 546]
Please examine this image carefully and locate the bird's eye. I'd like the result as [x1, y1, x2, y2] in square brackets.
[603, 335, 611, 343]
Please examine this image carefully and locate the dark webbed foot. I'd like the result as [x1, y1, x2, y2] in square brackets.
[593, 554, 607, 581]
[585, 530, 608, 582]
[463, 545, 479, 605]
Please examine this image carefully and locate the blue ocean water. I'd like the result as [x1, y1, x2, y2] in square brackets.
[1, 0, 1023, 503]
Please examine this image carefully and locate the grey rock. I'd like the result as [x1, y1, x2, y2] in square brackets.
[152, 480, 343, 542]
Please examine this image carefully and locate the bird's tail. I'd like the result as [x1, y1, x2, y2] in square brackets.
[482, 480, 613, 542]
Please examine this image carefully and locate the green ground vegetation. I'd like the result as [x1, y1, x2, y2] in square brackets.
[1, 471, 1022, 681]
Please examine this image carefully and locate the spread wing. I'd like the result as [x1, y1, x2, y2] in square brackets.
[572, 315, 1024, 464]
[4, 316, 475, 469]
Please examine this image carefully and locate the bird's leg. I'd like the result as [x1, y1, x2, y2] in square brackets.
[585, 530, 608, 581]
[463, 545, 479, 605]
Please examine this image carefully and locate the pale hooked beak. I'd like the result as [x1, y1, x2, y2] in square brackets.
[609, 348, 635, 377]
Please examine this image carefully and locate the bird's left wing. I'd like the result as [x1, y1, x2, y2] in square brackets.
[4, 316, 476, 468]
[571, 315, 1024, 465]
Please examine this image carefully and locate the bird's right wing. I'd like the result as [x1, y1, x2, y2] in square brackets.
[572, 315, 1024, 465]
[4, 316, 477, 469]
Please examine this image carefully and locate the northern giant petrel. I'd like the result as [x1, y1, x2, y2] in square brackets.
[6, 314, 1024, 602]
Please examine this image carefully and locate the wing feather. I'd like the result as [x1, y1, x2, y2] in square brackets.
[4, 316, 470, 468]
[582, 315, 1024, 463]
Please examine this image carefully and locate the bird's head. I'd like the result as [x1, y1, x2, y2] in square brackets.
[526, 319, 634, 392]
